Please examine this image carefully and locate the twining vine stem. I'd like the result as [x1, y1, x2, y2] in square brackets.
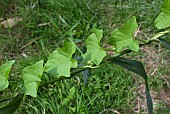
[0, 29, 169, 103]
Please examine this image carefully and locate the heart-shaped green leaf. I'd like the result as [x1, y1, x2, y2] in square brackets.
[155, 0, 170, 29]
[22, 60, 44, 97]
[0, 94, 22, 114]
[109, 16, 139, 52]
[0, 60, 15, 91]
[82, 28, 106, 65]
[44, 41, 77, 77]
[112, 57, 153, 114]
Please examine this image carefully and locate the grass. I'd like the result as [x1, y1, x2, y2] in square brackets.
[0, 0, 169, 113]
[19, 65, 136, 114]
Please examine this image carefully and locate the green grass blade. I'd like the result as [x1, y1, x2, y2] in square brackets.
[158, 38, 170, 50]
[112, 57, 153, 114]
[0, 95, 22, 114]
[82, 69, 91, 87]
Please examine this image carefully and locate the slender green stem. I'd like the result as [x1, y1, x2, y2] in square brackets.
[40, 49, 132, 87]
[106, 50, 132, 61]
[146, 29, 170, 42]
[39, 67, 88, 87]
[39, 29, 170, 87]
[2, 29, 170, 103]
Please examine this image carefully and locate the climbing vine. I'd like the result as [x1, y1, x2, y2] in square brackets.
[0, 0, 170, 114]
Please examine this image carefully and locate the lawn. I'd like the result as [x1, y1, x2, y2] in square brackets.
[0, 0, 170, 114]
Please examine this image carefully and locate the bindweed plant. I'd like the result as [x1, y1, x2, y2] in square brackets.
[0, 0, 170, 114]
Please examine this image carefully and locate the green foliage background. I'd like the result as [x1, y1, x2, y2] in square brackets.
[0, 0, 170, 114]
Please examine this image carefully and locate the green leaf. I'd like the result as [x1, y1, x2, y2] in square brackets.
[82, 28, 106, 65]
[112, 57, 153, 114]
[0, 60, 15, 91]
[91, 28, 103, 42]
[69, 87, 76, 96]
[0, 94, 22, 114]
[44, 41, 77, 77]
[62, 98, 70, 105]
[109, 16, 139, 52]
[155, 12, 170, 29]
[22, 60, 44, 97]
[0, 76, 8, 92]
[155, 0, 170, 29]
[158, 38, 170, 50]
[161, 0, 170, 14]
